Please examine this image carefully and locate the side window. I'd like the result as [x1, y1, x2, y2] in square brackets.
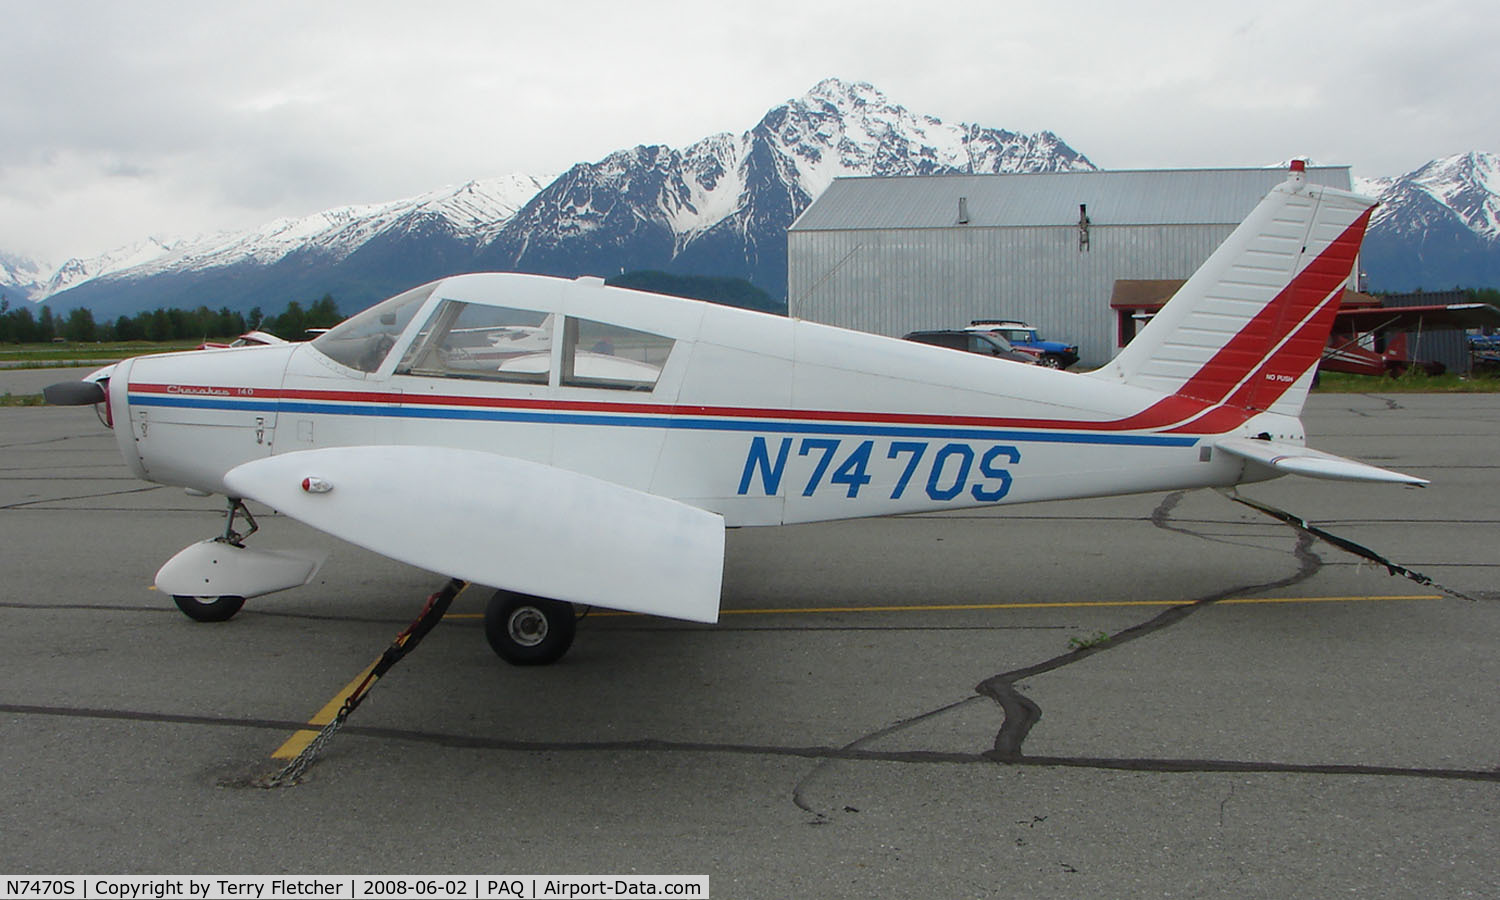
[560, 317, 674, 391]
[396, 300, 553, 384]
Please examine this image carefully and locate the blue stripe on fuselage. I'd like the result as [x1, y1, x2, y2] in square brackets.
[130, 394, 1200, 448]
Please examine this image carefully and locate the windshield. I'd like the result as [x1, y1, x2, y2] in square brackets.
[311, 283, 437, 372]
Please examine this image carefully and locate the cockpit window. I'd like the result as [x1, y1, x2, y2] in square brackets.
[396, 300, 553, 384]
[312, 283, 437, 373]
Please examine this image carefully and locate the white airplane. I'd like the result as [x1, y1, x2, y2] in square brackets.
[46, 162, 1424, 665]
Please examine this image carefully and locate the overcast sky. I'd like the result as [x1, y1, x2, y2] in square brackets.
[3, 0, 1496, 265]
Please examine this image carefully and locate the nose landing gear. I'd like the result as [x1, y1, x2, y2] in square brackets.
[169, 497, 258, 622]
[157, 496, 325, 622]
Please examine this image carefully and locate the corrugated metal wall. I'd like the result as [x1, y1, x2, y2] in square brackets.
[1384, 290, 1474, 374]
[790, 223, 1237, 367]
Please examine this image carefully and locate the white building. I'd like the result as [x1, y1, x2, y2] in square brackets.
[787, 167, 1355, 367]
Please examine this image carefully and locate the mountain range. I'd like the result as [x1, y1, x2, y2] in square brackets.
[1357, 152, 1500, 291]
[6, 79, 1497, 318]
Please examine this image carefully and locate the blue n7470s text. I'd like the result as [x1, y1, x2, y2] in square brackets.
[737, 436, 1020, 501]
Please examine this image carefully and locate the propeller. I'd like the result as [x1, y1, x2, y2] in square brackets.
[43, 380, 107, 406]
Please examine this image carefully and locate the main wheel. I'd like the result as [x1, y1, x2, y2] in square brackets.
[173, 594, 246, 622]
[484, 590, 576, 665]
[1039, 354, 1064, 368]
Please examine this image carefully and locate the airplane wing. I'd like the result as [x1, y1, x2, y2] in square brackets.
[222, 446, 725, 623]
[1214, 436, 1428, 486]
[1334, 302, 1500, 332]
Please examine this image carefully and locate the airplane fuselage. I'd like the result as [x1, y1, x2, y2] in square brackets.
[107, 272, 1296, 528]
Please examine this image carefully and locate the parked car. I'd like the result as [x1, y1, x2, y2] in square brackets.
[1469, 334, 1500, 372]
[967, 320, 1079, 369]
[902, 329, 1039, 364]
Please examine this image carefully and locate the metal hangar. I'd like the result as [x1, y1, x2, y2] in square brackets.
[787, 166, 1355, 367]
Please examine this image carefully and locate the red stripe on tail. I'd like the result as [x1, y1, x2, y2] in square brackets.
[1173, 208, 1372, 409]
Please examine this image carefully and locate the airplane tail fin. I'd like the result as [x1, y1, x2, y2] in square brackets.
[1090, 162, 1376, 420]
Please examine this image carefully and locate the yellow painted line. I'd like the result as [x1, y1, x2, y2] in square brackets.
[271, 660, 379, 760]
[441, 594, 1440, 619]
[1216, 595, 1438, 606]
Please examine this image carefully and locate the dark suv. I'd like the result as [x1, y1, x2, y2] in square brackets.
[902, 330, 1038, 364]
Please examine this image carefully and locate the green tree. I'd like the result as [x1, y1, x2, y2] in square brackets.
[269, 300, 307, 340]
[145, 309, 171, 341]
[166, 308, 189, 340]
[215, 307, 246, 337]
[307, 294, 342, 329]
[63, 308, 96, 342]
[10, 306, 39, 342]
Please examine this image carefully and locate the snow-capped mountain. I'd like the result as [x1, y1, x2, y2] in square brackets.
[0, 251, 49, 304]
[472, 78, 1094, 293]
[34, 174, 552, 315]
[34, 79, 1093, 318]
[1361, 151, 1500, 291]
[22, 79, 1499, 319]
[39, 236, 199, 297]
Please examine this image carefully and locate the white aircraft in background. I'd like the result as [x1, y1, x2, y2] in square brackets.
[47, 162, 1423, 665]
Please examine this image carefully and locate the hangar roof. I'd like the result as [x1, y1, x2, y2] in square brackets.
[789, 166, 1354, 232]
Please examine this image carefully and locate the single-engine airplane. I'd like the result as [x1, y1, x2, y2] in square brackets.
[46, 161, 1425, 665]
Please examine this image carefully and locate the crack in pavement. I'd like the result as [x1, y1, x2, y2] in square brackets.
[0, 484, 164, 509]
[8, 702, 1495, 788]
[791, 491, 1326, 820]
[791, 480, 1496, 821]
[0, 432, 111, 450]
[1342, 396, 1404, 416]
[977, 492, 1322, 761]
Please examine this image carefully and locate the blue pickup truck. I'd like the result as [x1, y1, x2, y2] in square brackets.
[967, 320, 1080, 369]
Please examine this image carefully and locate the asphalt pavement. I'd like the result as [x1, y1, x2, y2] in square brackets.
[1, 394, 1497, 897]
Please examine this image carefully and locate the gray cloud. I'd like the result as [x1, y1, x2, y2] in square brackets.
[2, 0, 1496, 263]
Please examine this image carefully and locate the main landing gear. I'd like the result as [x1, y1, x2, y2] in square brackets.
[484, 589, 578, 666]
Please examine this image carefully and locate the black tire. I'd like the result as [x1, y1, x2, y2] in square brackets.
[1039, 354, 1063, 368]
[484, 590, 576, 665]
[173, 594, 246, 622]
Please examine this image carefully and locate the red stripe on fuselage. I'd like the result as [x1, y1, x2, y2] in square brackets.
[129, 381, 1218, 435]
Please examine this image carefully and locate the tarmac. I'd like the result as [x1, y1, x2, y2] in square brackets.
[2, 370, 1497, 897]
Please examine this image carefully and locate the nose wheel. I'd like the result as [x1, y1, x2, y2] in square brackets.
[484, 590, 576, 665]
[172, 594, 246, 622]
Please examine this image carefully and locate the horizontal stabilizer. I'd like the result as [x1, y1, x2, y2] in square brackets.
[223, 446, 725, 623]
[1215, 436, 1427, 486]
